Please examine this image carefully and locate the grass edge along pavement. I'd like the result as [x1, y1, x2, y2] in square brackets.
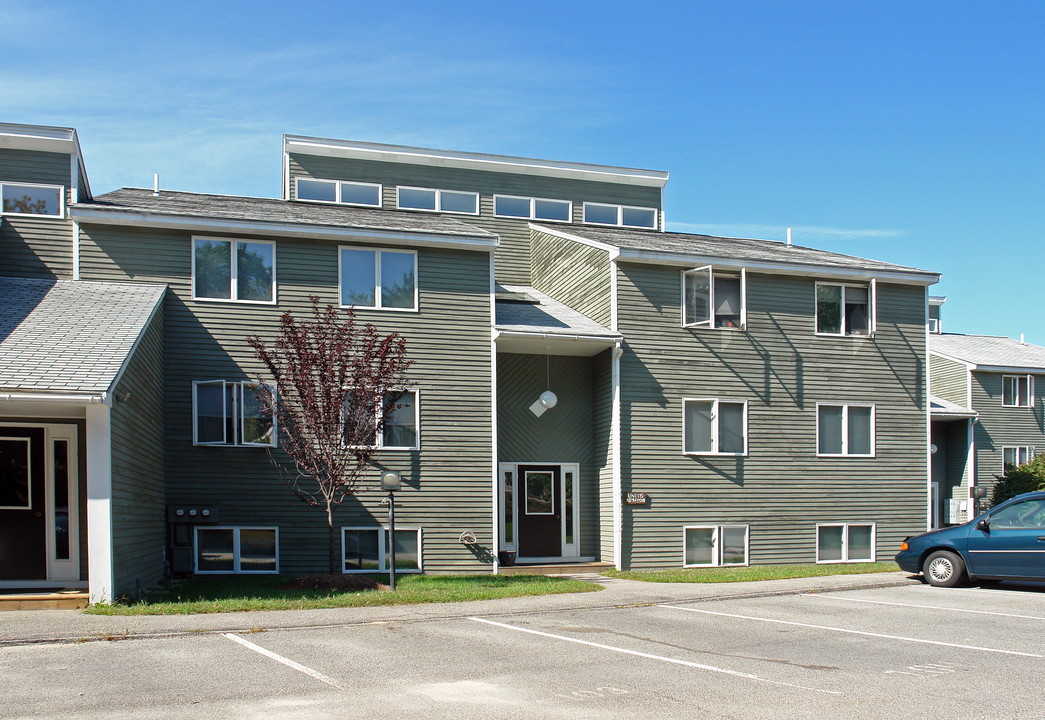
[605, 561, 899, 583]
[84, 573, 601, 615]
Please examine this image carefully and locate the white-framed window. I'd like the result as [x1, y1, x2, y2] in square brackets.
[493, 194, 572, 223]
[816, 523, 875, 563]
[1003, 446, 1036, 472]
[339, 247, 417, 311]
[815, 280, 876, 337]
[1002, 374, 1035, 407]
[683, 525, 749, 567]
[816, 404, 874, 457]
[683, 399, 748, 456]
[396, 186, 478, 215]
[344, 389, 419, 450]
[193, 381, 277, 447]
[928, 318, 940, 333]
[0, 182, 64, 217]
[682, 266, 747, 330]
[582, 202, 658, 229]
[195, 526, 278, 573]
[342, 526, 422, 573]
[295, 177, 382, 208]
[192, 237, 276, 303]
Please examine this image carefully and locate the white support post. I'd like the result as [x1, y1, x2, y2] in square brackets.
[86, 404, 114, 604]
[612, 340, 623, 570]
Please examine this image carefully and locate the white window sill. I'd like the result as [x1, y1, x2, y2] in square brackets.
[192, 296, 278, 306]
[816, 453, 876, 459]
[683, 451, 748, 458]
[338, 304, 418, 313]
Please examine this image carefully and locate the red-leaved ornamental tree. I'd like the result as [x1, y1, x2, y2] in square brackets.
[248, 297, 412, 573]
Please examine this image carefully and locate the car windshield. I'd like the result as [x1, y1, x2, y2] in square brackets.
[989, 499, 1045, 529]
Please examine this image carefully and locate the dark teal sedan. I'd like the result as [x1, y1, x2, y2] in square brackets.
[895, 491, 1045, 587]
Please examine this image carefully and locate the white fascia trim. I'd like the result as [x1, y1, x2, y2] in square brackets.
[0, 392, 107, 403]
[529, 223, 620, 256]
[969, 363, 1045, 375]
[929, 295, 947, 306]
[106, 292, 165, 401]
[924, 287, 932, 532]
[493, 329, 621, 345]
[0, 125, 91, 199]
[615, 248, 941, 285]
[284, 135, 670, 188]
[70, 209, 499, 251]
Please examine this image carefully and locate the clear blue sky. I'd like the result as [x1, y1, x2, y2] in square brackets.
[5, 1, 1042, 343]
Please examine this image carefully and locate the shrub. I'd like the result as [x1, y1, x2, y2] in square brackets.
[990, 454, 1045, 507]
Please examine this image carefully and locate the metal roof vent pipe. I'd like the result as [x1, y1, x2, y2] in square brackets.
[153, 173, 160, 197]
[1021, 333, 1026, 344]
[786, 227, 792, 247]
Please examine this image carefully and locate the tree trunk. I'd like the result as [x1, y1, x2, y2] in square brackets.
[327, 503, 337, 574]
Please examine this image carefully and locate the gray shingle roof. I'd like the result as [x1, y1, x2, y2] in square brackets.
[930, 395, 976, 418]
[930, 333, 1045, 371]
[0, 277, 165, 395]
[495, 285, 617, 337]
[540, 224, 937, 279]
[73, 188, 497, 240]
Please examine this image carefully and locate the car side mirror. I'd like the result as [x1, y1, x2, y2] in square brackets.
[975, 518, 990, 532]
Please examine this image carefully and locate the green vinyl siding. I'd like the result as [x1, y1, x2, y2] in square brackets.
[497, 353, 600, 557]
[78, 223, 495, 574]
[110, 305, 166, 596]
[617, 262, 929, 569]
[0, 148, 73, 279]
[930, 354, 969, 407]
[530, 228, 612, 327]
[288, 153, 661, 287]
[971, 370, 1045, 493]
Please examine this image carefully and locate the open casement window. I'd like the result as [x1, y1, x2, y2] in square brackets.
[683, 266, 747, 330]
[816, 523, 875, 563]
[683, 399, 748, 456]
[816, 280, 876, 337]
[816, 404, 874, 457]
[1002, 446, 1036, 472]
[1002, 375, 1035, 407]
[683, 525, 749, 567]
[193, 381, 276, 447]
[342, 526, 422, 573]
[343, 389, 419, 450]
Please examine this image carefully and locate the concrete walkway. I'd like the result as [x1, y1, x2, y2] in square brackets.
[0, 571, 916, 647]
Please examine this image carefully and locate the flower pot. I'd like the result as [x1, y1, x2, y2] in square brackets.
[498, 550, 517, 567]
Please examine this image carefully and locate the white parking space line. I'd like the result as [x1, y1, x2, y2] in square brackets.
[468, 616, 840, 695]
[222, 633, 343, 689]
[804, 593, 1045, 621]
[658, 605, 1043, 658]
[917, 585, 1045, 598]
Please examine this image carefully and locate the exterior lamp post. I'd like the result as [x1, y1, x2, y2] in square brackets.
[381, 471, 402, 591]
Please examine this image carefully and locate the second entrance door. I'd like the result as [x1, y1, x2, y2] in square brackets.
[517, 465, 562, 557]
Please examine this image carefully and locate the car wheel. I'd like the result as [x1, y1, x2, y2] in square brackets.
[923, 550, 966, 588]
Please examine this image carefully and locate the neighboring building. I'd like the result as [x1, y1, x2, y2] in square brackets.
[1, 123, 941, 602]
[929, 331, 1045, 526]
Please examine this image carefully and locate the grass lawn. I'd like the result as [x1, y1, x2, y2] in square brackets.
[84, 573, 600, 615]
[605, 561, 900, 583]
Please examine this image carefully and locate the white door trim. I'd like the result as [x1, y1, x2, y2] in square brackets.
[0, 422, 80, 583]
[498, 461, 580, 562]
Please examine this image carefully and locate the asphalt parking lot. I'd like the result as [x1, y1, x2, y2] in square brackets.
[2, 579, 1043, 719]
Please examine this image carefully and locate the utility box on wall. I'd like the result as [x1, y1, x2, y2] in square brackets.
[167, 506, 219, 575]
[948, 499, 967, 525]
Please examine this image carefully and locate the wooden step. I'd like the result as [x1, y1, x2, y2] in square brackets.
[498, 562, 614, 576]
[0, 589, 88, 610]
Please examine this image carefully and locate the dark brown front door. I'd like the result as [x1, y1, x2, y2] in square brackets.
[517, 465, 562, 557]
[0, 427, 46, 579]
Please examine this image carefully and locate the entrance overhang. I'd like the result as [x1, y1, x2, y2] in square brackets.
[494, 329, 619, 357]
